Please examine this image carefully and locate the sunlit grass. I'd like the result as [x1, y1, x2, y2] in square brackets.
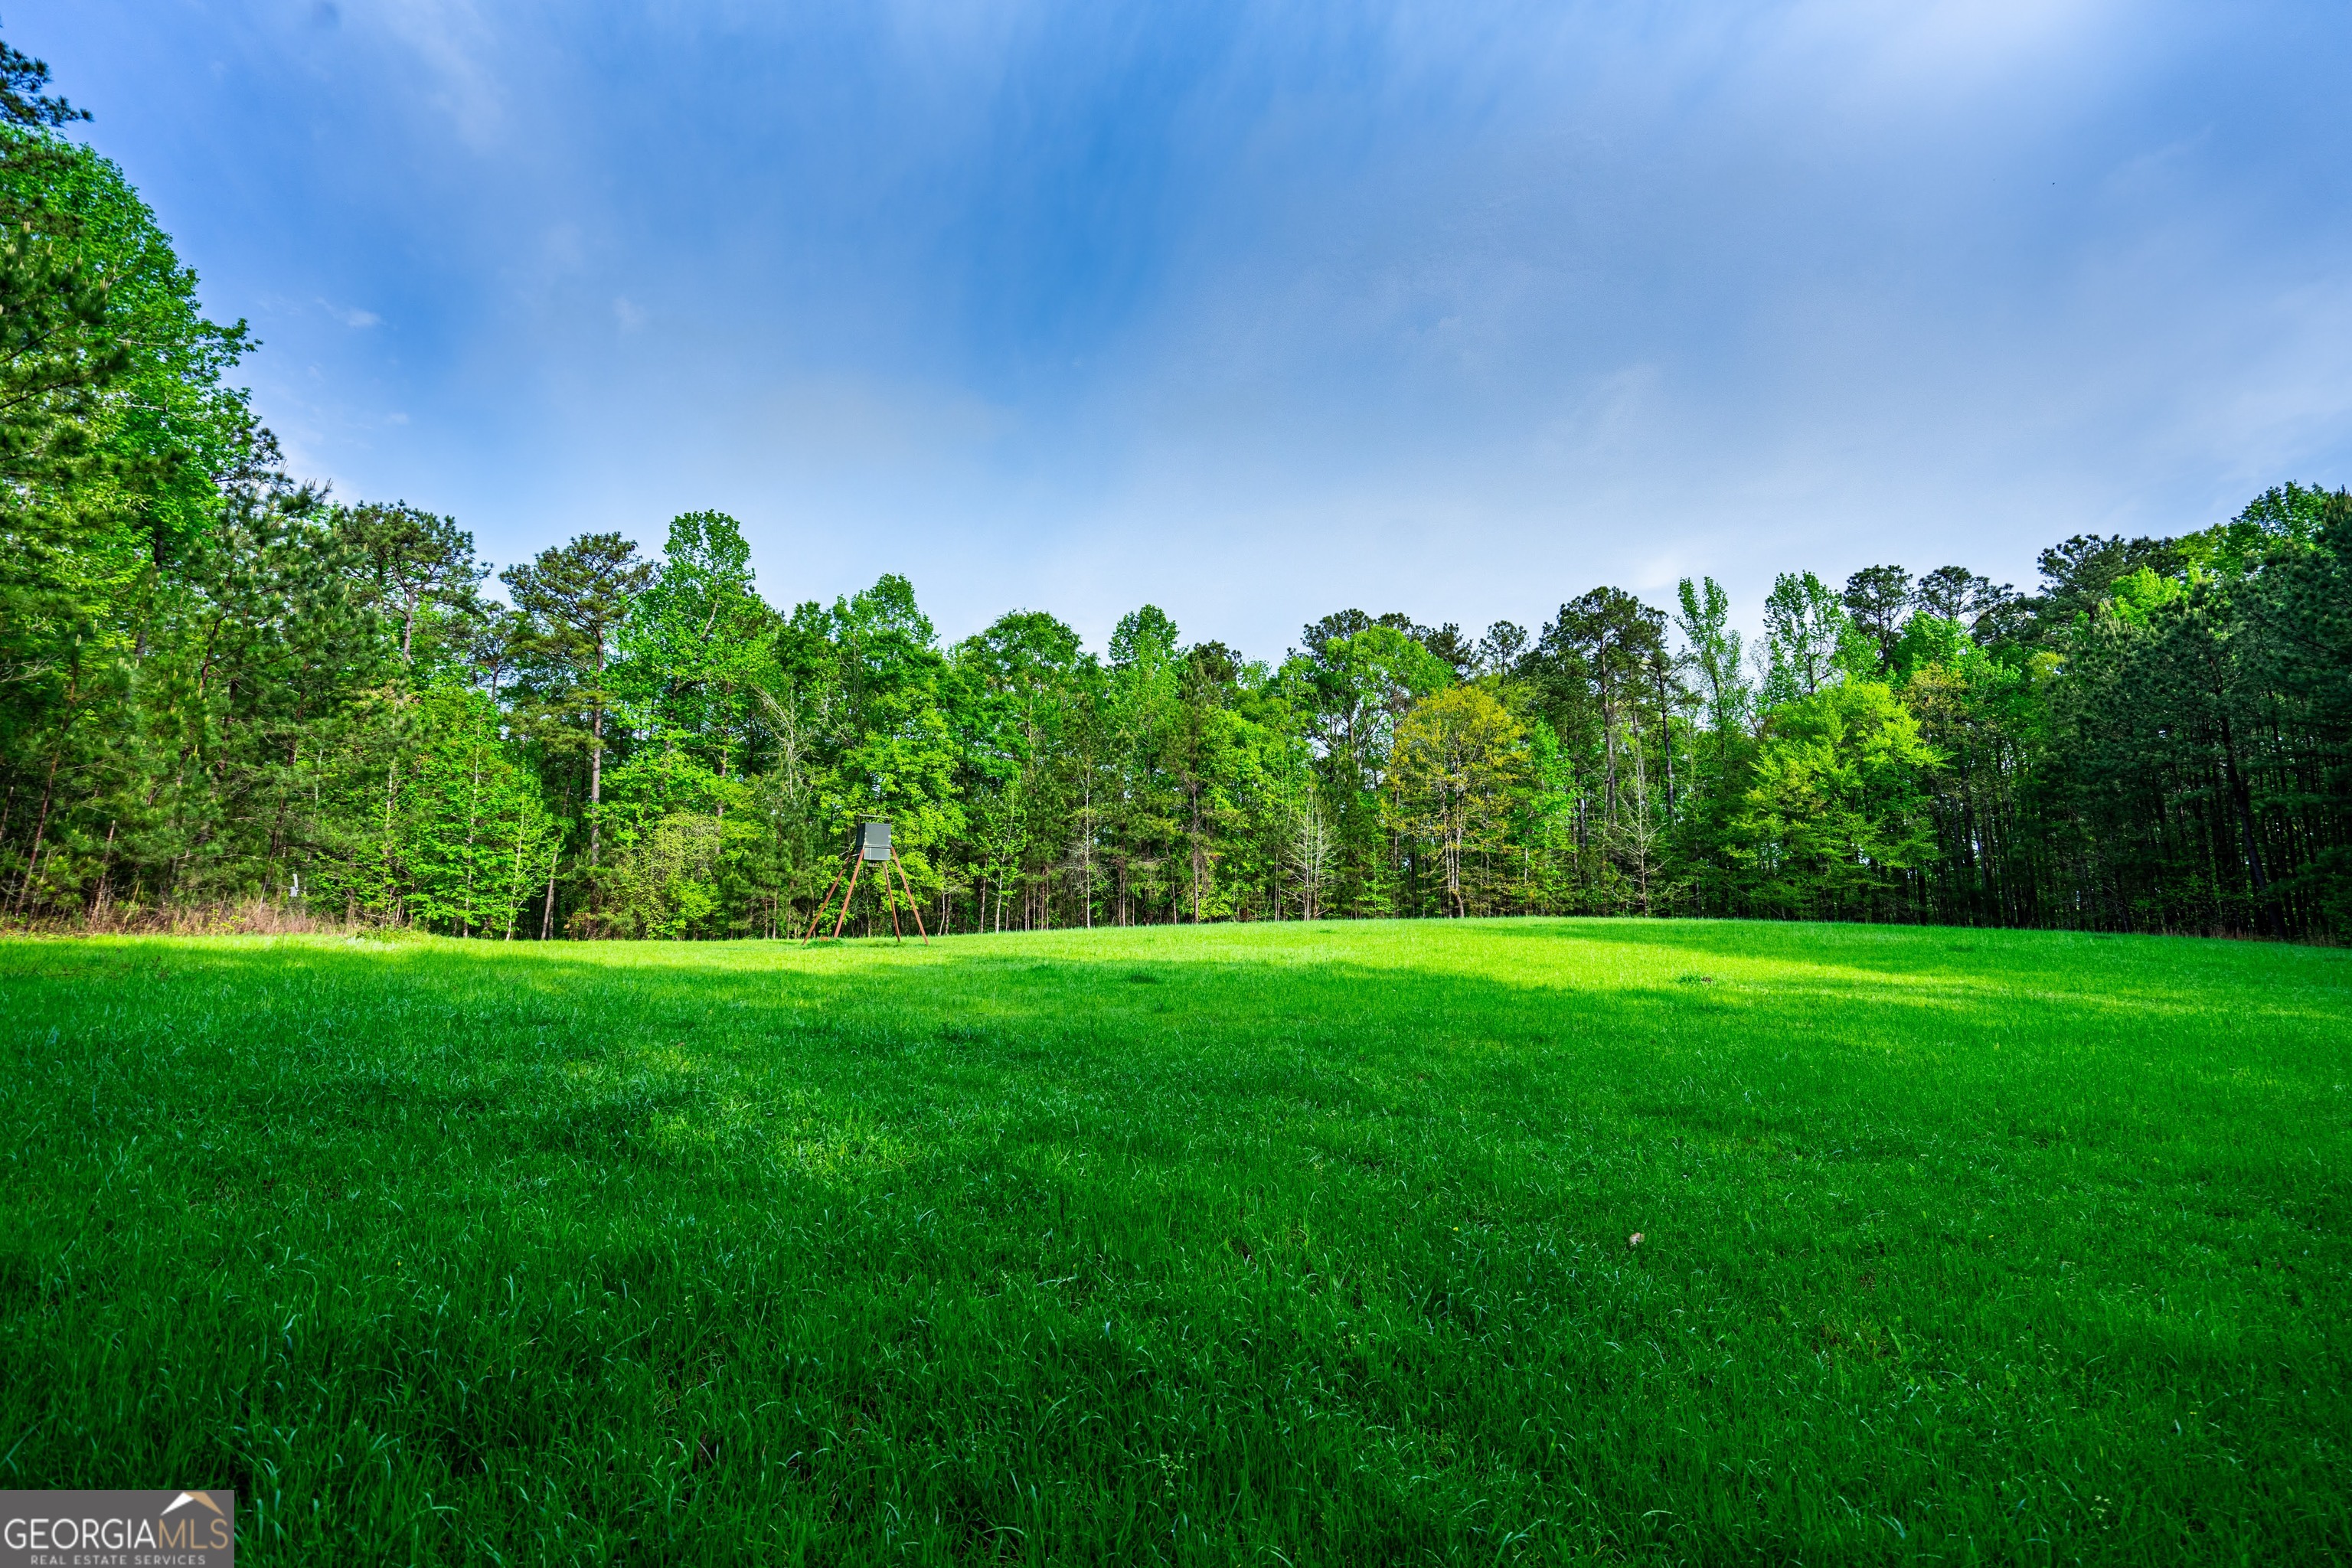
[2, 919, 2346, 1563]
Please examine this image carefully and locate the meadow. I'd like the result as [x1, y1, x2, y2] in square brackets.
[0, 918, 2345, 1564]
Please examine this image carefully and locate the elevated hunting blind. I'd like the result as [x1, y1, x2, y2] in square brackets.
[805, 819, 927, 946]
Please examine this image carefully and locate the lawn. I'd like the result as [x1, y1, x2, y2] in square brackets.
[0, 919, 2345, 1564]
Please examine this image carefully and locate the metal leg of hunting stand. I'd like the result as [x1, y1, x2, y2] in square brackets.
[891, 851, 929, 946]
[828, 853, 866, 942]
[802, 851, 854, 944]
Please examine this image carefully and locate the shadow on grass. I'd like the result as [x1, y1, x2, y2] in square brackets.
[2, 928, 2344, 1565]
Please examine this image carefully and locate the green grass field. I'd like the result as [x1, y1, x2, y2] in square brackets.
[2, 920, 2346, 1564]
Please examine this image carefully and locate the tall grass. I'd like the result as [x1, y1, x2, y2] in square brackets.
[1, 920, 2345, 1563]
[5, 896, 351, 938]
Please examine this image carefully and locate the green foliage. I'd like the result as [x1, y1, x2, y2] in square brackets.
[616, 510, 772, 757]
[815, 573, 962, 867]
[1674, 574, 1748, 741]
[0, 125, 259, 559]
[1385, 683, 1527, 915]
[1735, 679, 1942, 918]
[598, 807, 731, 939]
[1286, 620, 1456, 912]
[0, 40, 87, 129]
[335, 502, 485, 668]
[1760, 570, 1852, 704]
[380, 681, 561, 936]
[2173, 481, 2334, 580]
[1841, 563, 1913, 657]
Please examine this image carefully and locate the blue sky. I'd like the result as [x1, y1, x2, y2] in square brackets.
[19, 1, 2352, 654]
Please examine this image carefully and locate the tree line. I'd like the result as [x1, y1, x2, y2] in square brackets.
[3, 44, 2347, 941]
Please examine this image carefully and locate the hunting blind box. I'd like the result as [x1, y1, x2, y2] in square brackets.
[804, 819, 926, 946]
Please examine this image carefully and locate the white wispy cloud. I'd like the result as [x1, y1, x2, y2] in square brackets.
[40, 0, 2350, 649]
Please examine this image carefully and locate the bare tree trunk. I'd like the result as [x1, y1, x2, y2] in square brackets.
[588, 704, 604, 867]
[1655, 667, 1677, 816]
[2219, 714, 2282, 937]
[504, 817, 528, 939]
[381, 752, 400, 914]
[1600, 675, 1619, 822]
[459, 744, 485, 937]
[91, 821, 117, 914]
[13, 746, 63, 913]
[1190, 785, 1204, 922]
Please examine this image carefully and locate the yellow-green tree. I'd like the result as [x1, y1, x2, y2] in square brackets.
[1386, 684, 1527, 917]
